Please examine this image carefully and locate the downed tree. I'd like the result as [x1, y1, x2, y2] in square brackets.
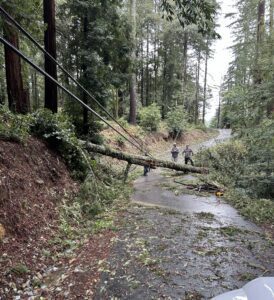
[86, 142, 208, 174]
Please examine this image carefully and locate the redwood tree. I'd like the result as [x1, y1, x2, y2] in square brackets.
[44, 0, 58, 112]
[129, 0, 137, 124]
[254, 0, 265, 85]
[3, 22, 29, 114]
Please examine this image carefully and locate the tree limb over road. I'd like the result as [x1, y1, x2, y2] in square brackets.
[86, 142, 208, 174]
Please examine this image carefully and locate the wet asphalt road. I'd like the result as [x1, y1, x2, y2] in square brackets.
[95, 130, 274, 300]
[132, 129, 258, 231]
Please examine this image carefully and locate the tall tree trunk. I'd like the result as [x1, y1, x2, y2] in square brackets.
[162, 49, 167, 119]
[146, 22, 150, 106]
[32, 71, 39, 110]
[153, 0, 158, 103]
[182, 32, 188, 109]
[118, 90, 124, 117]
[140, 32, 145, 106]
[217, 90, 221, 128]
[202, 39, 209, 124]
[0, 65, 6, 105]
[3, 22, 29, 114]
[44, 0, 58, 113]
[267, 0, 274, 116]
[129, 0, 137, 124]
[82, 15, 89, 134]
[254, 0, 265, 85]
[194, 50, 201, 124]
[270, 0, 273, 36]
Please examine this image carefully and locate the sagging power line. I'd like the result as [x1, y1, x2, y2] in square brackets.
[0, 6, 151, 156]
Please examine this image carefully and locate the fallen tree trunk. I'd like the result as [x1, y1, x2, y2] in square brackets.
[86, 143, 208, 174]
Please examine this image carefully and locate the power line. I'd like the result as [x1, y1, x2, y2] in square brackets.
[0, 6, 150, 154]
[0, 35, 149, 154]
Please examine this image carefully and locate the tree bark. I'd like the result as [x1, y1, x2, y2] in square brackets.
[129, 0, 137, 124]
[31, 71, 39, 110]
[140, 32, 145, 106]
[82, 15, 89, 134]
[146, 21, 150, 106]
[254, 0, 265, 85]
[162, 48, 167, 119]
[118, 90, 124, 117]
[3, 22, 29, 114]
[267, 0, 274, 116]
[182, 32, 188, 108]
[44, 0, 58, 113]
[86, 142, 208, 174]
[194, 50, 201, 124]
[0, 67, 6, 105]
[202, 39, 209, 124]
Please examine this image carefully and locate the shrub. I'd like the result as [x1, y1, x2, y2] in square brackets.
[196, 140, 248, 187]
[76, 173, 124, 218]
[0, 105, 31, 142]
[225, 189, 274, 224]
[166, 106, 188, 138]
[240, 119, 274, 198]
[139, 103, 161, 132]
[0, 107, 101, 180]
[116, 136, 125, 148]
[85, 120, 104, 145]
[194, 122, 208, 132]
[197, 124, 274, 199]
[117, 117, 129, 129]
[30, 109, 93, 180]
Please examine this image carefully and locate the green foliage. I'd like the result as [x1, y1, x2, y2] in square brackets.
[197, 140, 248, 187]
[239, 120, 274, 198]
[58, 166, 130, 236]
[166, 106, 188, 138]
[214, 0, 274, 202]
[139, 103, 161, 132]
[117, 117, 129, 129]
[160, 0, 220, 38]
[76, 174, 122, 218]
[225, 190, 274, 225]
[0, 107, 94, 180]
[198, 121, 274, 199]
[0, 105, 31, 142]
[115, 136, 125, 148]
[194, 122, 208, 132]
[59, 0, 131, 134]
[30, 109, 93, 180]
[10, 264, 29, 275]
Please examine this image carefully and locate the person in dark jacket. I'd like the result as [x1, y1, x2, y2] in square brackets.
[143, 152, 150, 176]
[171, 143, 179, 162]
[183, 145, 194, 166]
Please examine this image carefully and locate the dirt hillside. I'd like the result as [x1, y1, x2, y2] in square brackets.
[0, 137, 78, 295]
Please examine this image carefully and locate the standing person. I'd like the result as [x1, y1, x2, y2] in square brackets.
[171, 143, 180, 162]
[144, 164, 149, 176]
[183, 145, 194, 166]
[143, 152, 150, 176]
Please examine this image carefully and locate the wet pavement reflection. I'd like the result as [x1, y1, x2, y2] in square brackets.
[132, 130, 259, 231]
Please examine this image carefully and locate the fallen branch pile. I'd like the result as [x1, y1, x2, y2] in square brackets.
[174, 180, 223, 193]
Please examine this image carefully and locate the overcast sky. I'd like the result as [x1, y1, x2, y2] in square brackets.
[205, 0, 238, 122]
